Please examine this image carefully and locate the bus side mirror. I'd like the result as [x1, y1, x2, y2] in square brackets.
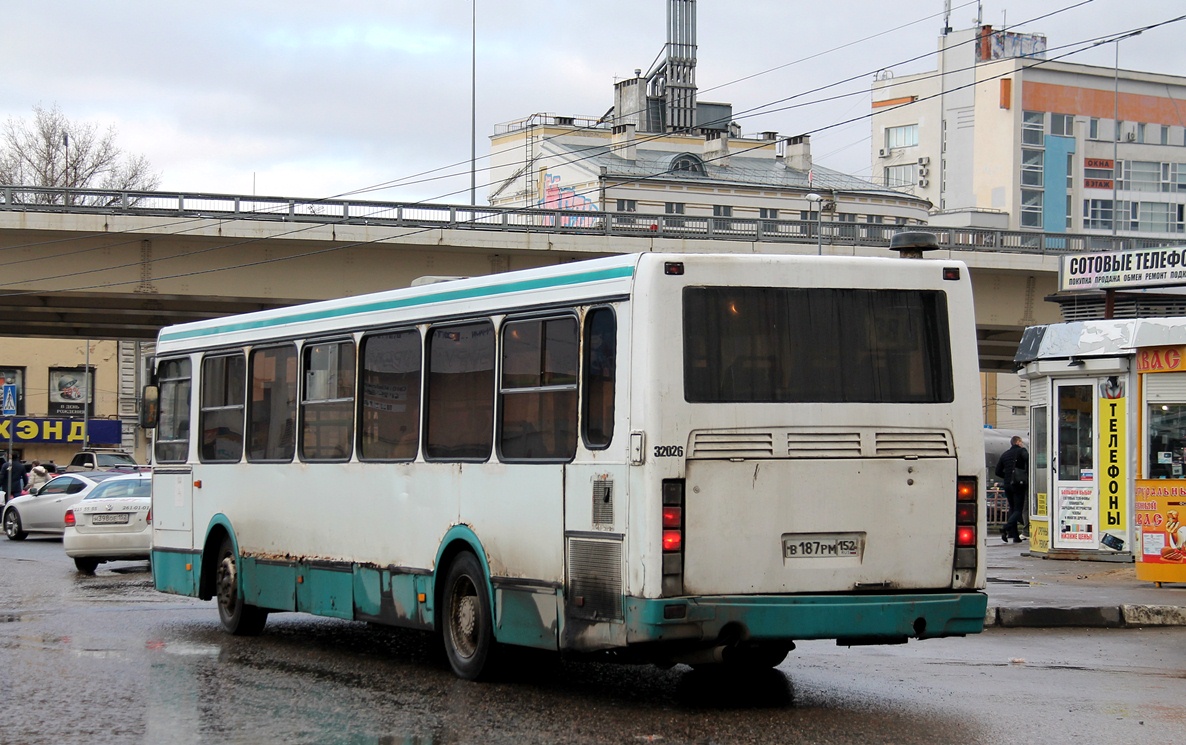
[140, 385, 159, 430]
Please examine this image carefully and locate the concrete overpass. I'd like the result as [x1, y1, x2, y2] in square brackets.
[0, 186, 1162, 372]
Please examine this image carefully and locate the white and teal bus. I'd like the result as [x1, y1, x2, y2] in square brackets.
[144, 252, 988, 679]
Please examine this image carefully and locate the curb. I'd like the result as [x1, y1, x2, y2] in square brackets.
[984, 605, 1186, 628]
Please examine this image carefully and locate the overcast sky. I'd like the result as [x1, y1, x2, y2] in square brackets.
[3, 0, 1183, 205]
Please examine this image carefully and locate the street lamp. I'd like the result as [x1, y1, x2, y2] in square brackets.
[806, 193, 823, 254]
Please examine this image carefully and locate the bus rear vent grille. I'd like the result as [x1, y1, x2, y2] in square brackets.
[788, 431, 862, 457]
[592, 480, 614, 525]
[567, 537, 623, 621]
[875, 430, 953, 457]
[688, 432, 775, 458]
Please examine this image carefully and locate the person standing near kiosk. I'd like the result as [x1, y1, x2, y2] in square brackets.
[997, 435, 1030, 543]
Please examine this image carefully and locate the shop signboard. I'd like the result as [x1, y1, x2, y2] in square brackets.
[1059, 245, 1186, 292]
[0, 417, 121, 444]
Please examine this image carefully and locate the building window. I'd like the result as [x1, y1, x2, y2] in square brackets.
[1115, 120, 1125, 142]
[1089, 118, 1100, 139]
[1122, 160, 1161, 192]
[1021, 149, 1044, 187]
[1162, 125, 1171, 146]
[1051, 113, 1074, 136]
[359, 329, 421, 461]
[670, 154, 707, 175]
[1020, 189, 1043, 228]
[1022, 111, 1044, 146]
[199, 354, 245, 463]
[615, 199, 636, 212]
[1084, 199, 1113, 231]
[885, 124, 918, 150]
[665, 202, 685, 215]
[300, 340, 355, 462]
[760, 208, 778, 220]
[711, 204, 733, 231]
[884, 164, 918, 188]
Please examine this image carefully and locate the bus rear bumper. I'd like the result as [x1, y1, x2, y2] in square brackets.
[624, 592, 989, 645]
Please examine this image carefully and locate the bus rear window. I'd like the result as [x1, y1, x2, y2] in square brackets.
[683, 287, 953, 403]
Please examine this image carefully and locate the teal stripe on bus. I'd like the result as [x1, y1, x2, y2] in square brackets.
[160, 264, 636, 342]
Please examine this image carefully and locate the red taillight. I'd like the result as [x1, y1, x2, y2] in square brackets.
[64, 509, 76, 527]
[146, 508, 152, 525]
[957, 478, 976, 501]
[662, 529, 683, 552]
[662, 506, 682, 528]
[956, 502, 976, 524]
[956, 525, 976, 546]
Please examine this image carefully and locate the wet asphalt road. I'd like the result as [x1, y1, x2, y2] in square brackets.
[1, 536, 1183, 745]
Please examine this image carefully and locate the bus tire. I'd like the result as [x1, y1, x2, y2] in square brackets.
[215, 535, 268, 636]
[441, 551, 497, 680]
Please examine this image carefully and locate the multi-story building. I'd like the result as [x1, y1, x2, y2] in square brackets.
[871, 23, 1186, 238]
[488, 1, 930, 230]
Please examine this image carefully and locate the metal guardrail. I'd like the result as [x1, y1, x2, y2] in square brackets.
[3, 185, 1183, 256]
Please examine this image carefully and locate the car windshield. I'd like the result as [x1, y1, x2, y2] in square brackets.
[83, 478, 150, 500]
[96, 453, 137, 467]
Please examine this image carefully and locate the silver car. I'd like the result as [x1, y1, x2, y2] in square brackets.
[63, 472, 152, 573]
[2, 472, 123, 541]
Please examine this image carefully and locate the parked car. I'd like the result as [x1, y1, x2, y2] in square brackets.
[2, 472, 124, 540]
[62, 449, 138, 473]
[63, 472, 152, 573]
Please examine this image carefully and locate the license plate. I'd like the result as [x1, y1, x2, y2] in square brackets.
[91, 513, 130, 525]
[782, 532, 863, 559]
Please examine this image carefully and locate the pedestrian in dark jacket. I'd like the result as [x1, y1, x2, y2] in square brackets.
[1, 459, 27, 502]
[995, 435, 1029, 543]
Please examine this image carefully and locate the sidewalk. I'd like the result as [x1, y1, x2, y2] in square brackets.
[982, 540, 1186, 628]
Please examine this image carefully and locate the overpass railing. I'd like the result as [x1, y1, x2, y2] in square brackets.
[3, 185, 1183, 256]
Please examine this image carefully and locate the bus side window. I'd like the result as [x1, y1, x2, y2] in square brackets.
[248, 345, 298, 462]
[358, 329, 422, 461]
[300, 340, 356, 462]
[200, 354, 246, 463]
[582, 307, 616, 449]
[499, 316, 578, 461]
[425, 321, 495, 461]
[155, 358, 192, 463]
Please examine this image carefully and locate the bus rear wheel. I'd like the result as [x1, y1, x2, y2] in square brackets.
[441, 552, 497, 680]
[215, 536, 268, 636]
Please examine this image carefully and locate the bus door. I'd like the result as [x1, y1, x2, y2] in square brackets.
[1052, 381, 1098, 550]
[151, 466, 194, 543]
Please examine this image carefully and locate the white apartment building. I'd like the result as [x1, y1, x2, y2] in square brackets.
[487, 0, 930, 229]
[871, 24, 1186, 238]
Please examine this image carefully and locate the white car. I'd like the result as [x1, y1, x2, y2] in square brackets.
[2, 472, 124, 541]
[63, 472, 152, 573]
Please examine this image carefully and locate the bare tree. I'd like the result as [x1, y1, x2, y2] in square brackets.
[0, 104, 160, 205]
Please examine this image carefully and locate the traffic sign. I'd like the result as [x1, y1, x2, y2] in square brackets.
[1, 384, 15, 416]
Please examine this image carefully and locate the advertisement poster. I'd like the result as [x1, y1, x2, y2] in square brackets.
[1097, 381, 1127, 551]
[1133, 481, 1186, 583]
[1029, 518, 1050, 553]
[48, 367, 93, 417]
[1055, 484, 1097, 548]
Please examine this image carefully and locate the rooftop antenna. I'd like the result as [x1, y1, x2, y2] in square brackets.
[942, 0, 952, 35]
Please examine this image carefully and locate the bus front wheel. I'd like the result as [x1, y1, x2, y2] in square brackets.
[441, 551, 497, 680]
[215, 536, 268, 636]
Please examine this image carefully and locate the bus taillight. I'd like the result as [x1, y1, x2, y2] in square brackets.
[661, 479, 684, 595]
[955, 477, 978, 565]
